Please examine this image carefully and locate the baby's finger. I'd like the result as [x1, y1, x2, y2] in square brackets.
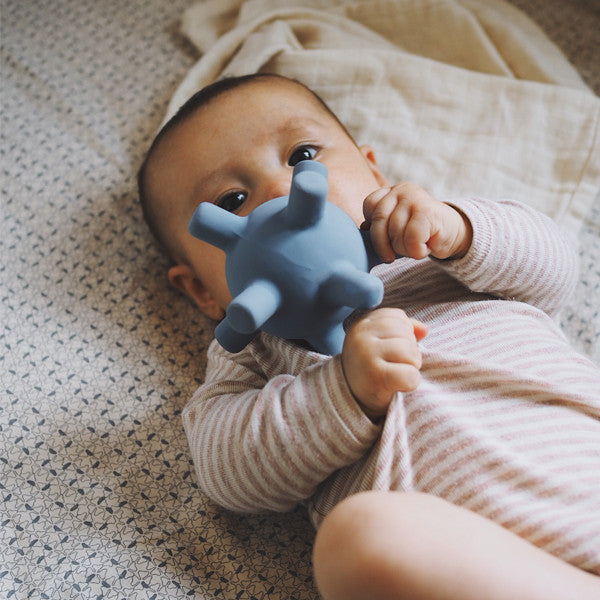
[401, 211, 432, 259]
[361, 308, 414, 338]
[379, 359, 421, 394]
[362, 187, 391, 222]
[364, 191, 397, 263]
[411, 319, 428, 341]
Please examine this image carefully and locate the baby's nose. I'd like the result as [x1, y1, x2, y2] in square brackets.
[262, 175, 292, 202]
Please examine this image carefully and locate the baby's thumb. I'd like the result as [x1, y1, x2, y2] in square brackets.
[411, 319, 428, 341]
[362, 187, 391, 223]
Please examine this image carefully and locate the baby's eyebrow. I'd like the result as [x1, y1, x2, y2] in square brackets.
[277, 115, 324, 135]
[191, 173, 220, 207]
[189, 165, 223, 207]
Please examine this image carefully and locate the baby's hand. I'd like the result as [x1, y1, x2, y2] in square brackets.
[362, 183, 472, 262]
[341, 308, 427, 420]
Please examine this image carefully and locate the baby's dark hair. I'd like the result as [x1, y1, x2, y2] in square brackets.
[137, 73, 354, 262]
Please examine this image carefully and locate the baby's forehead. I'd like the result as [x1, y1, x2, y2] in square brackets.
[152, 77, 343, 171]
[210, 77, 335, 122]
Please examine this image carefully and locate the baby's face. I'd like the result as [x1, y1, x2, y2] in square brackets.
[148, 78, 388, 315]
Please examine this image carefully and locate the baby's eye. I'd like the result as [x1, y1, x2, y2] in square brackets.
[217, 191, 247, 213]
[288, 145, 317, 166]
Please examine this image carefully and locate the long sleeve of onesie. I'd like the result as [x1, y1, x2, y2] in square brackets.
[182, 347, 381, 512]
[437, 197, 578, 314]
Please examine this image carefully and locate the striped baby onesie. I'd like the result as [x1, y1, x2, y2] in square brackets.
[183, 197, 600, 574]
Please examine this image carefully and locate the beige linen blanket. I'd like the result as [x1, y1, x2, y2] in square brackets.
[169, 0, 599, 244]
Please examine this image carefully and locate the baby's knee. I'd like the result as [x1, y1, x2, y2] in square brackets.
[313, 490, 388, 563]
[312, 490, 430, 600]
[313, 489, 438, 560]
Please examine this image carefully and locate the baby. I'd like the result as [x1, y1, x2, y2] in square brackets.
[138, 73, 600, 599]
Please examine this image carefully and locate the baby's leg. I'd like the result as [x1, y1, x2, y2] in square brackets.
[312, 490, 599, 600]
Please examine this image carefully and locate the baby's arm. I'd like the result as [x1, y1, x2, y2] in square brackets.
[182, 341, 381, 513]
[438, 195, 579, 314]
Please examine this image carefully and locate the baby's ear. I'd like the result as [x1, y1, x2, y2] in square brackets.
[168, 264, 225, 320]
[360, 145, 389, 187]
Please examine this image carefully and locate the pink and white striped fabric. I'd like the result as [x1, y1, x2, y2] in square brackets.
[183, 197, 600, 574]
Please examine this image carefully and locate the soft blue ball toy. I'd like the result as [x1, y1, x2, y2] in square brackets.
[188, 160, 384, 355]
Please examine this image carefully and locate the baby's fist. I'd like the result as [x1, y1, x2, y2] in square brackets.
[341, 308, 427, 420]
[363, 183, 472, 262]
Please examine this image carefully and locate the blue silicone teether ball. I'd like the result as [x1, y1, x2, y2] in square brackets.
[188, 160, 384, 355]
